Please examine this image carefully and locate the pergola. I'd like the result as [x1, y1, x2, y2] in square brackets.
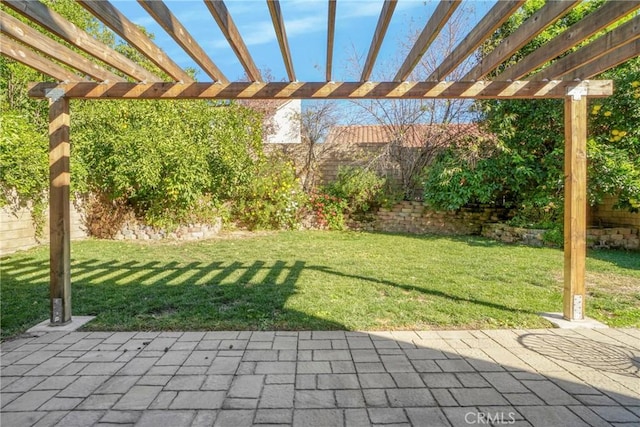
[2, 0, 639, 326]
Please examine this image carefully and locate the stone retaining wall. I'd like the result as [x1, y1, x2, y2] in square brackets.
[350, 201, 510, 236]
[1, 203, 87, 256]
[482, 223, 640, 250]
[113, 218, 223, 241]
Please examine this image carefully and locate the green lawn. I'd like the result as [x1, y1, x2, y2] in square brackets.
[1, 231, 638, 339]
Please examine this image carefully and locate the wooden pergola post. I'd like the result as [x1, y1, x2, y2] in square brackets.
[563, 94, 587, 321]
[48, 94, 71, 325]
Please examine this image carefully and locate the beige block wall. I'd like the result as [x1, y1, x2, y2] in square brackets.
[1, 203, 88, 256]
[590, 195, 640, 228]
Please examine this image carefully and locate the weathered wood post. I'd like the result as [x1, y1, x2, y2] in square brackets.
[48, 93, 71, 325]
[563, 92, 587, 321]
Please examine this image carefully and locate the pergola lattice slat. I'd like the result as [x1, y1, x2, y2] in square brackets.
[497, 0, 640, 81]
[78, 1, 193, 83]
[138, 0, 228, 83]
[3, 0, 161, 82]
[1, 11, 125, 82]
[326, 0, 336, 82]
[532, 15, 640, 81]
[1, 36, 82, 81]
[361, 0, 397, 82]
[28, 80, 613, 100]
[463, 0, 580, 81]
[567, 39, 640, 80]
[267, 0, 295, 82]
[426, 0, 526, 81]
[394, 0, 459, 82]
[204, 0, 262, 82]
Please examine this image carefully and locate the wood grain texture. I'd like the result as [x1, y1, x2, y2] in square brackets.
[1, 11, 124, 82]
[3, 0, 160, 82]
[498, 0, 640, 80]
[563, 96, 587, 321]
[27, 80, 613, 100]
[48, 97, 72, 324]
[138, 0, 228, 82]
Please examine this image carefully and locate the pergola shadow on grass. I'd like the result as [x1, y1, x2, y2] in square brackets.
[0, 252, 344, 339]
[2, 232, 638, 340]
[2, 0, 639, 327]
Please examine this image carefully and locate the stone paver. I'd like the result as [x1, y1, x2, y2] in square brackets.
[0, 328, 638, 426]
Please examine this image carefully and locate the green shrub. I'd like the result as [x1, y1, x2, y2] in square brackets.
[234, 156, 305, 230]
[72, 100, 262, 229]
[542, 225, 563, 247]
[308, 192, 348, 230]
[324, 167, 387, 216]
[0, 111, 48, 235]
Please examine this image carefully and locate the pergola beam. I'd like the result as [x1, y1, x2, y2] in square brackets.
[464, 0, 579, 81]
[3, 0, 161, 82]
[78, 1, 193, 83]
[567, 39, 640, 80]
[204, 0, 262, 82]
[394, 0, 459, 82]
[497, 0, 640, 81]
[1, 37, 81, 82]
[361, 0, 397, 82]
[267, 0, 296, 82]
[138, 0, 228, 83]
[28, 80, 613, 100]
[326, 0, 336, 82]
[533, 15, 640, 81]
[427, 0, 525, 81]
[1, 11, 125, 82]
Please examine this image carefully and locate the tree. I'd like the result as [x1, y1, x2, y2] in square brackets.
[423, 0, 640, 224]
[267, 101, 356, 191]
[347, 3, 481, 199]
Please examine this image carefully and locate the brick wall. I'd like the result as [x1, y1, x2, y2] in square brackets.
[1, 203, 87, 256]
[350, 201, 510, 236]
[590, 195, 640, 228]
[482, 223, 640, 250]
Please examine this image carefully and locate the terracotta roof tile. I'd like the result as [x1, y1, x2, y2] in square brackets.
[325, 124, 489, 146]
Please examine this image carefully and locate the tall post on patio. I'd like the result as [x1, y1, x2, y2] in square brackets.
[48, 94, 72, 325]
[563, 94, 587, 321]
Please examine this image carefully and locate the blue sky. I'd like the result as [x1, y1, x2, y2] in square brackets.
[112, 0, 495, 82]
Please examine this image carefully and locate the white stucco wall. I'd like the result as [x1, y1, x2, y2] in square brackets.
[266, 99, 301, 144]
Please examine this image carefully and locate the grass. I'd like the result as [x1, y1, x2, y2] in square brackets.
[1, 231, 638, 339]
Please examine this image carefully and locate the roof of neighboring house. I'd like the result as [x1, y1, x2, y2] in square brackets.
[325, 124, 489, 147]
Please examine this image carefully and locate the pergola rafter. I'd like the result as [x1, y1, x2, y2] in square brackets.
[1, 36, 81, 81]
[267, 0, 296, 82]
[0, 11, 125, 82]
[326, 0, 336, 82]
[361, 0, 397, 82]
[498, 0, 640, 81]
[463, 0, 580, 81]
[533, 14, 640, 81]
[426, 0, 526, 81]
[2, 0, 639, 327]
[77, 0, 193, 82]
[138, 0, 228, 83]
[3, 0, 161, 82]
[394, 0, 459, 82]
[204, 0, 262, 82]
[568, 39, 640, 80]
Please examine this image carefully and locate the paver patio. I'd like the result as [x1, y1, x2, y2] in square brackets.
[1, 328, 638, 426]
